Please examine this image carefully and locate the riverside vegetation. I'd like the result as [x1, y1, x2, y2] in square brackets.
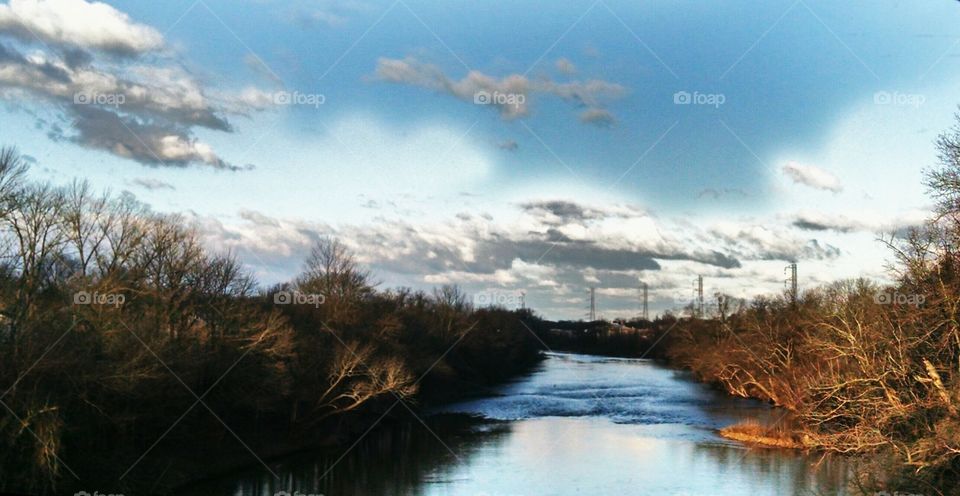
[663, 113, 960, 495]
[537, 114, 960, 494]
[0, 152, 541, 495]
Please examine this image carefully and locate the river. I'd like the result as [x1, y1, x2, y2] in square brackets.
[183, 352, 851, 495]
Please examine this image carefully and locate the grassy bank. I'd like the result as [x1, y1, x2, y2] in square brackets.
[718, 421, 806, 449]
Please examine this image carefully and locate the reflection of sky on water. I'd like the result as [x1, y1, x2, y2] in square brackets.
[184, 353, 850, 496]
[424, 417, 848, 496]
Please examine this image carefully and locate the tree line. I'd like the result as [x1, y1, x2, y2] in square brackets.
[0, 151, 542, 495]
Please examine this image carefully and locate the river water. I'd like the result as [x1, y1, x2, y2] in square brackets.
[184, 352, 851, 495]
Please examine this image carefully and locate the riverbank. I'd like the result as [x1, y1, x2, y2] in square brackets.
[0, 171, 545, 496]
[162, 353, 547, 494]
[521, 310, 957, 494]
[661, 302, 960, 494]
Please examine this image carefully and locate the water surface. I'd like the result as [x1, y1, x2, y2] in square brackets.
[184, 352, 850, 495]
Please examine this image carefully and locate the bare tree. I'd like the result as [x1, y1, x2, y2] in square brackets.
[297, 237, 373, 326]
[133, 214, 204, 338]
[3, 183, 66, 343]
[433, 284, 470, 338]
[928, 109, 960, 222]
[311, 342, 416, 422]
[62, 180, 111, 280]
[95, 192, 148, 278]
[0, 147, 29, 220]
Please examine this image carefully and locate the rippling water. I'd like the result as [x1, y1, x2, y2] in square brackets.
[184, 352, 851, 495]
[435, 352, 773, 427]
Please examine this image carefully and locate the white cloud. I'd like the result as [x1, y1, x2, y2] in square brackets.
[0, 0, 163, 55]
[789, 208, 927, 234]
[129, 177, 174, 191]
[61, 105, 243, 169]
[708, 221, 840, 262]
[374, 56, 626, 122]
[186, 196, 880, 319]
[579, 108, 615, 127]
[781, 161, 843, 192]
[283, 0, 372, 28]
[157, 135, 224, 167]
[0, 1, 276, 169]
[555, 57, 576, 75]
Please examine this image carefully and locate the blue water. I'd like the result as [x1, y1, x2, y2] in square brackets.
[184, 352, 851, 496]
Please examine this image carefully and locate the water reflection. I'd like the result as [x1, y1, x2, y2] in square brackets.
[184, 416, 514, 496]
[183, 353, 852, 496]
[693, 442, 850, 495]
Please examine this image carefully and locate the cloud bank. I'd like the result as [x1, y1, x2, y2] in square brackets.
[0, 0, 272, 169]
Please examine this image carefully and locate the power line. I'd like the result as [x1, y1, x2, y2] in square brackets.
[696, 275, 704, 318]
[785, 263, 797, 305]
[588, 287, 596, 321]
[640, 282, 648, 321]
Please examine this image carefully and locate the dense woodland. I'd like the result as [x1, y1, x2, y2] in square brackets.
[0, 153, 541, 495]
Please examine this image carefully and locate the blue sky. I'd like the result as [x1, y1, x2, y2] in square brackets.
[0, 0, 958, 318]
